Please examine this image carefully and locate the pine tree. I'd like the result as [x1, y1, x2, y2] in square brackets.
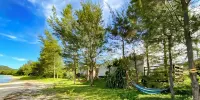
[75, 1, 105, 86]
[48, 4, 81, 84]
[39, 30, 63, 78]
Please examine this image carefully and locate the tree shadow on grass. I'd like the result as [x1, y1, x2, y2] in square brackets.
[137, 94, 191, 100]
[39, 79, 191, 100]
[19, 76, 43, 80]
[39, 79, 138, 99]
[42, 86, 135, 99]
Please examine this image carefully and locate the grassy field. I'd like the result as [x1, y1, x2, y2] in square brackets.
[16, 76, 192, 100]
[18, 76, 67, 83]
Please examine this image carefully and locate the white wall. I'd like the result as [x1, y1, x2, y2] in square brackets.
[98, 66, 116, 76]
[98, 66, 107, 76]
[129, 59, 144, 73]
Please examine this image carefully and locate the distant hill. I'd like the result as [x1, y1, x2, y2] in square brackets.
[0, 65, 16, 75]
[0, 65, 14, 70]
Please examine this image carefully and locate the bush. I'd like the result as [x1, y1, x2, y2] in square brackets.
[194, 59, 200, 75]
[175, 89, 192, 95]
[16, 61, 41, 76]
[141, 67, 169, 88]
[106, 59, 127, 88]
[64, 71, 74, 80]
[174, 74, 192, 95]
[106, 67, 126, 88]
[119, 91, 138, 99]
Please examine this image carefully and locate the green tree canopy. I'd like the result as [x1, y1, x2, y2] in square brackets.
[39, 30, 64, 78]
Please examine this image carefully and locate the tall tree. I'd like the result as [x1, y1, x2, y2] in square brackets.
[75, 1, 105, 86]
[39, 30, 63, 78]
[180, 0, 199, 99]
[108, 5, 137, 84]
[127, 0, 157, 77]
[107, 9, 128, 58]
[127, 1, 183, 99]
[48, 5, 81, 84]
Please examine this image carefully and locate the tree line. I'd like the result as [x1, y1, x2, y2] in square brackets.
[17, 31, 64, 78]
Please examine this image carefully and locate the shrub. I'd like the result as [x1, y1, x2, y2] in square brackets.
[106, 67, 126, 88]
[141, 67, 169, 88]
[64, 71, 74, 80]
[106, 59, 127, 88]
[119, 91, 138, 100]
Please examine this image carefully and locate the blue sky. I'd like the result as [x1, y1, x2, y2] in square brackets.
[0, 0, 125, 69]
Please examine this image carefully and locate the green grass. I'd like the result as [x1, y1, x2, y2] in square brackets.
[39, 79, 191, 100]
[16, 76, 192, 100]
[17, 76, 67, 83]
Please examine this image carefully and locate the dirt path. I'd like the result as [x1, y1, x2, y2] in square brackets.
[0, 79, 52, 100]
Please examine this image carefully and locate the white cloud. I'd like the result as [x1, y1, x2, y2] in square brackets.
[27, 0, 125, 24]
[28, 0, 70, 18]
[190, 0, 200, 15]
[0, 33, 39, 44]
[0, 54, 27, 62]
[192, 6, 200, 15]
[12, 57, 27, 62]
[102, 0, 126, 25]
[103, 0, 124, 10]
[0, 33, 17, 39]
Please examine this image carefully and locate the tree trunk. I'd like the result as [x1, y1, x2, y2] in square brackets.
[95, 67, 99, 79]
[54, 56, 55, 79]
[146, 44, 150, 76]
[90, 68, 94, 86]
[122, 39, 130, 86]
[125, 66, 130, 87]
[90, 60, 94, 86]
[181, 0, 199, 100]
[168, 35, 175, 100]
[77, 60, 80, 81]
[85, 56, 89, 81]
[57, 72, 58, 79]
[73, 58, 76, 85]
[196, 43, 198, 59]
[87, 67, 90, 81]
[122, 39, 125, 58]
[163, 38, 168, 69]
[134, 52, 139, 83]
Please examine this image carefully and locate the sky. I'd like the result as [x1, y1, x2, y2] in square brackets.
[1, 0, 198, 69]
[0, 0, 126, 69]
